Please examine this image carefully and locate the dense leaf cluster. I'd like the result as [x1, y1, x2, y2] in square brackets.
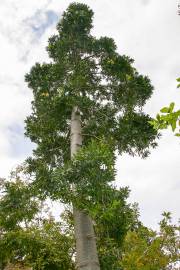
[52, 140, 115, 203]
[120, 212, 180, 270]
[0, 177, 74, 270]
[0, 176, 39, 231]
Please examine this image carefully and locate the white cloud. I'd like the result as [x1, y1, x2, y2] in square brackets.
[116, 130, 180, 228]
[0, 0, 179, 229]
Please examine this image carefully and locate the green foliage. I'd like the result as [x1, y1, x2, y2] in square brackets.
[0, 170, 39, 231]
[52, 140, 115, 204]
[0, 221, 75, 270]
[96, 202, 139, 270]
[150, 103, 180, 136]
[150, 78, 180, 136]
[0, 172, 179, 270]
[115, 112, 158, 157]
[0, 173, 75, 270]
[120, 213, 180, 270]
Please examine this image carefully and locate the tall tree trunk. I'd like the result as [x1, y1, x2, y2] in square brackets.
[70, 106, 100, 270]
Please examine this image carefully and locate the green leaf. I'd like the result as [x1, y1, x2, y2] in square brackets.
[171, 120, 176, 131]
[160, 107, 169, 113]
[177, 78, 180, 88]
[156, 114, 161, 120]
[169, 102, 175, 113]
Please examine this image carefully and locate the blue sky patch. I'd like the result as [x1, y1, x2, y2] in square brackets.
[7, 124, 35, 158]
[27, 9, 59, 38]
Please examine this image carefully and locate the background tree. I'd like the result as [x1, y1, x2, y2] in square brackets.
[120, 212, 180, 270]
[24, 3, 158, 269]
[0, 169, 74, 270]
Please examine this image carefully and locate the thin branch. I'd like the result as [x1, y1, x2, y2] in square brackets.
[82, 133, 101, 141]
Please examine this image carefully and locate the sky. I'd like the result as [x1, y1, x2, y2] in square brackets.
[0, 0, 179, 229]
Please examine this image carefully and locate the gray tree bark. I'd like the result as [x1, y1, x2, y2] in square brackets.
[70, 106, 100, 270]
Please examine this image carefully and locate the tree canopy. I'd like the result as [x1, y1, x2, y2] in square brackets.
[25, 1, 158, 206]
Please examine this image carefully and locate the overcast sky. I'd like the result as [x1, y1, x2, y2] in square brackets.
[0, 0, 179, 229]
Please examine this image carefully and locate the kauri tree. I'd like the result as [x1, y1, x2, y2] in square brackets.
[24, 3, 158, 269]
